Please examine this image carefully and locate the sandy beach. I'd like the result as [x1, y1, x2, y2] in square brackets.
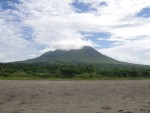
[0, 80, 150, 113]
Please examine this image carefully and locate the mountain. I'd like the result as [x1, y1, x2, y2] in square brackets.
[21, 46, 124, 65]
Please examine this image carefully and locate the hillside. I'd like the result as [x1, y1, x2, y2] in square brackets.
[1, 46, 150, 79]
[22, 46, 122, 65]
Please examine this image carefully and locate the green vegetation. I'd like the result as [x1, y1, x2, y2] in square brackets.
[21, 46, 122, 64]
[0, 46, 150, 80]
[0, 63, 150, 80]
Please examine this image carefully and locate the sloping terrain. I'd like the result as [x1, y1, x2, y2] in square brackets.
[22, 46, 122, 65]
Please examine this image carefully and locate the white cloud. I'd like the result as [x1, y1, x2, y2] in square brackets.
[0, 0, 150, 64]
[100, 37, 150, 65]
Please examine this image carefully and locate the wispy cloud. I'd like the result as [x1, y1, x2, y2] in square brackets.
[0, 0, 150, 64]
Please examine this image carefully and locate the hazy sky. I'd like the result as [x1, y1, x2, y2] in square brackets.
[0, 0, 150, 65]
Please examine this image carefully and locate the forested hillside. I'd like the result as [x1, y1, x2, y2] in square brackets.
[0, 63, 150, 79]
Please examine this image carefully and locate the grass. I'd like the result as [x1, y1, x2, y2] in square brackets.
[0, 76, 150, 80]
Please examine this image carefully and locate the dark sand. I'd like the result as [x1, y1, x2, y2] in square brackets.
[0, 80, 150, 113]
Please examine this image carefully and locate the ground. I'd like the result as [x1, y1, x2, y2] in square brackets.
[0, 80, 150, 113]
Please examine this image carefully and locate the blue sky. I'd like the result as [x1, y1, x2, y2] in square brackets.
[0, 0, 19, 10]
[136, 7, 150, 18]
[81, 32, 113, 48]
[72, 0, 97, 13]
[0, 0, 150, 65]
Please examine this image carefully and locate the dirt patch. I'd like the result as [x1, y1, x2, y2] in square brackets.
[0, 80, 150, 113]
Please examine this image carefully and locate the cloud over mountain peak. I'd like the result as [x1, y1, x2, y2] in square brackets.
[0, 0, 150, 65]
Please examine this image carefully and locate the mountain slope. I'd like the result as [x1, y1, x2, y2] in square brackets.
[22, 46, 123, 65]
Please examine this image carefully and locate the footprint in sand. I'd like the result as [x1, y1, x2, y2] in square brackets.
[101, 106, 111, 110]
[118, 109, 124, 112]
[123, 111, 132, 113]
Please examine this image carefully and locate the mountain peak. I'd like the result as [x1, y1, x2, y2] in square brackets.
[22, 46, 121, 64]
[81, 46, 92, 49]
[54, 46, 93, 51]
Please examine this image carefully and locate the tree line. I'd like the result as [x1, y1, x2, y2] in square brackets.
[0, 63, 150, 79]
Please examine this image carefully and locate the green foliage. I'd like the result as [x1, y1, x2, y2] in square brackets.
[21, 46, 122, 65]
[0, 63, 150, 79]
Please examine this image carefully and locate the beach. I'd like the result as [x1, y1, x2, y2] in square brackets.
[0, 80, 150, 113]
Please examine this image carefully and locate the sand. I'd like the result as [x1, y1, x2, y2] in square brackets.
[0, 80, 150, 113]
